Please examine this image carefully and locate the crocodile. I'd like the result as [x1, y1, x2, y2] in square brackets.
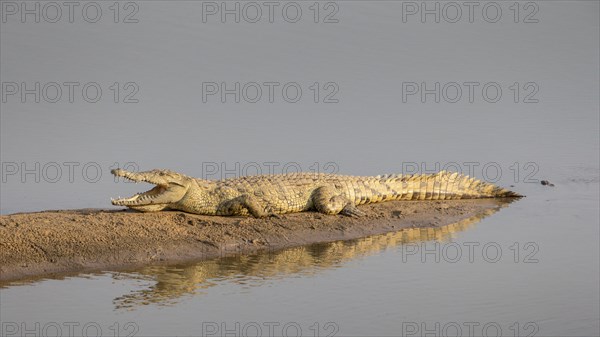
[110, 168, 522, 217]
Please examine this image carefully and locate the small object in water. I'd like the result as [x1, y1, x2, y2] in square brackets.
[541, 180, 555, 187]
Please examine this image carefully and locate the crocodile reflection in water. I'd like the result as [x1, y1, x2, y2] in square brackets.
[112, 200, 512, 309]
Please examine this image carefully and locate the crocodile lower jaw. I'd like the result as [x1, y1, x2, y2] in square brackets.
[111, 184, 167, 206]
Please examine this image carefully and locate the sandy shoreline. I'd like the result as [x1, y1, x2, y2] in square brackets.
[0, 199, 515, 283]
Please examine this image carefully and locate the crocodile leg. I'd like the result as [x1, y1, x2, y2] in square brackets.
[340, 203, 366, 217]
[217, 194, 268, 218]
[312, 186, 365, 217]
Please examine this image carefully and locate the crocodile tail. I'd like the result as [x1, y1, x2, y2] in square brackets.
[377, 170, 523, 201]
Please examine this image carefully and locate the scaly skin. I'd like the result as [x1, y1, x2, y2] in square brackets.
[111, 169, 522, 217]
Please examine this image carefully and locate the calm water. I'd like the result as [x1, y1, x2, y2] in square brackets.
[1, 1, 598, 336]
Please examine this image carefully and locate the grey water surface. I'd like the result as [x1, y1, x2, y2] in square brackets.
[1, 1, 598, 336]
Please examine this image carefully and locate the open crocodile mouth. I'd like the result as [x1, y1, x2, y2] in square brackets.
[110, 169, 168, 206]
